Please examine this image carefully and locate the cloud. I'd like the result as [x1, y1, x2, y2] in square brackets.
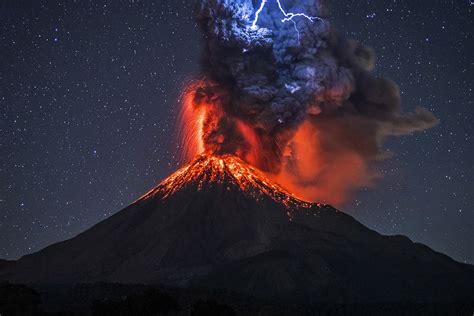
[183, 0, 438, 204]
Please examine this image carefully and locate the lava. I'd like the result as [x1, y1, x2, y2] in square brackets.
[174, 82, 325, 205]
[139, 154, 312, 211]
[176, 82, 207, 162]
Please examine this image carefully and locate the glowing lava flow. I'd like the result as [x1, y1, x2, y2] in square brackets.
[176, 82, 208, 162]
[138, 154, 313, 211]
[251, 0, 322, 41]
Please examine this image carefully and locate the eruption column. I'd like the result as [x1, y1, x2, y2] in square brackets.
[191, 0, 438, 205]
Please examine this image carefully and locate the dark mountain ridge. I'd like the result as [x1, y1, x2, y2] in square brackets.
[1, 155, 473, 304]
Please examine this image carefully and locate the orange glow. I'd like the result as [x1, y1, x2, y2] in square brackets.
[270, 120, 375, 205]
[235, 120, 261, 167]
[175, 82, 371, 207]
[139, 154, 313, 212]
[176, 82, 207, 162]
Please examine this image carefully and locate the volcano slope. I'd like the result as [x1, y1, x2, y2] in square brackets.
[1, 155, 473, 304]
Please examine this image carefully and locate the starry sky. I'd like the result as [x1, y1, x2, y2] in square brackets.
[1, 0, 472, 264]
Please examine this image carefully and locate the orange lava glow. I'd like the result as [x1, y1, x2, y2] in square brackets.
[176, 82, 207, 162]
[174, 82, 369, 207]
[139, 154, 313, 211]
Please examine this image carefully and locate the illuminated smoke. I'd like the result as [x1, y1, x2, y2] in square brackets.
[181, 0, 438, 205]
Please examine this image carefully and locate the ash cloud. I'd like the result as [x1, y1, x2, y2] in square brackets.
[189, 0, 438, 204]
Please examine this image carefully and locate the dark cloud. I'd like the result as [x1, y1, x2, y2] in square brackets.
[187, 0, 438, 203]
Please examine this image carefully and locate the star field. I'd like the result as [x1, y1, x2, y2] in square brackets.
[0, 0, 473, 264]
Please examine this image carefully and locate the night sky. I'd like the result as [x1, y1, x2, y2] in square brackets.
[1, 0, 472, 264]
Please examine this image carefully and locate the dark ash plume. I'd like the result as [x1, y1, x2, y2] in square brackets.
[188, 0, 438, 204]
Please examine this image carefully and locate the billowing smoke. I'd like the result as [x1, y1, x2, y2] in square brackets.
[183, 0, 438, 204]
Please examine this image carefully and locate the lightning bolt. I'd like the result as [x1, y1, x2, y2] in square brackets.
[251, 0, 268, 30]
[251, 0, 321, 42]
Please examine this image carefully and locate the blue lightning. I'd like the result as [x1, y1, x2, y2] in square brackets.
[251, 0, 268, 29]
[251, 0, 321, 42]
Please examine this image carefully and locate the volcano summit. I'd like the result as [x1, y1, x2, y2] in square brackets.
[1, 155, 473, 304]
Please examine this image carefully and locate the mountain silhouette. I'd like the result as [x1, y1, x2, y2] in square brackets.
[1, 155, 473, 304]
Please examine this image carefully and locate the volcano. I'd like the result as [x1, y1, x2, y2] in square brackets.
[1, 155, 473, 304]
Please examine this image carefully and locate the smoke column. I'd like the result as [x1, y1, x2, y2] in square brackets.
[181, 0, 438, 205]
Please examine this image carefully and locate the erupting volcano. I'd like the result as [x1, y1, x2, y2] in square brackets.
[1, 0, 473, 309]
[1, 146, 473, 303]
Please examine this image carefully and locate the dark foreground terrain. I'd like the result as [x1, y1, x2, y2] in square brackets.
[1, 157, 473, 315]
[1, 281, 473, 316]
